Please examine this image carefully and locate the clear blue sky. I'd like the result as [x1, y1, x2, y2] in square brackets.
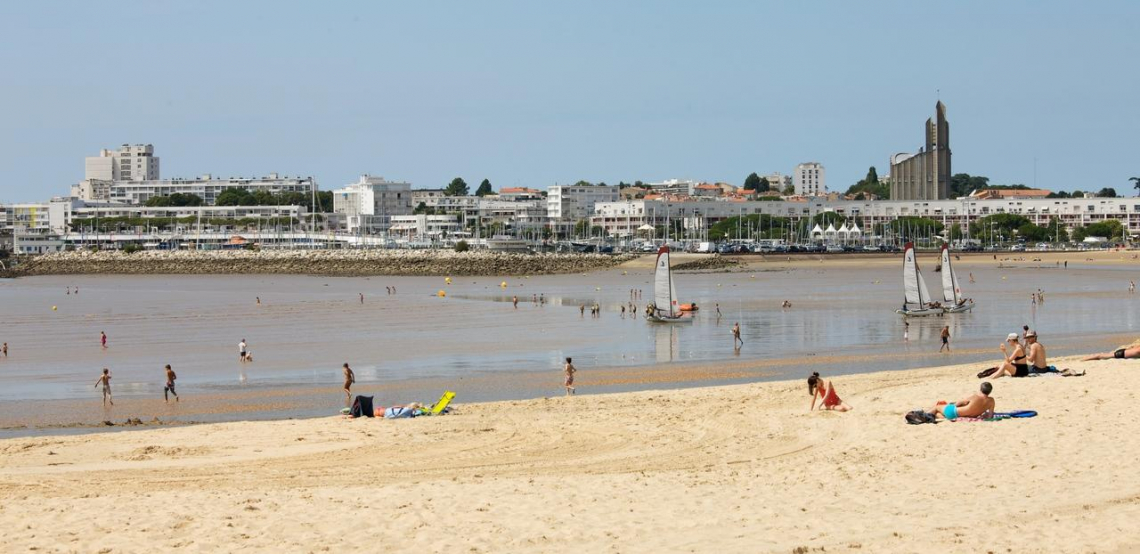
[1, 1, 1137, 202]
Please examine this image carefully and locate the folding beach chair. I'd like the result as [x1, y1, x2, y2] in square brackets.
[430, 391, 456, 415]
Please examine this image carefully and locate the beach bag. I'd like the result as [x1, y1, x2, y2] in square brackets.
[351, 395, 374, 418]
[905, 410, 937, 425]
[977, 367, 998, 379]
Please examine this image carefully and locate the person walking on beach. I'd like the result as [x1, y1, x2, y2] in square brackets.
[256, 296, 261, 306]
[94, 368, 113, 407]
[969, 272, 975, 283]
[732, 322, 743, 348]
[939, 326, 951, 352]
[513, 295, 518, 309]
[100, 331, 107, 349]
[620, 305, 626, 319]
[163, 364, 179, 402]
[808, 372, 852, 412]
[239, 339, 248, 362]
[580, 304, 585, 317]
[715, 303, 722, 320]
[343, 363, 355, 407]
[2, 342, 7, 357]
[359, 292, 364, 304]
[904, 321, 909, 342]
[1131, 280, 1136, 294]
[563, 357, 576, 396]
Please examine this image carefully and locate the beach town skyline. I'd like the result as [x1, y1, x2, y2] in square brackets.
[1, 2, 1138, 202]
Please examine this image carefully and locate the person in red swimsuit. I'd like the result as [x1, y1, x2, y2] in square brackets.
[808, 372, 853, 412]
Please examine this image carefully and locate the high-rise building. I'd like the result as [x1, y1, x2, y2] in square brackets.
[547, 184, 619, 221]
[890, 101, 952, 200]
[85, 144, 160, 182]
[331, 175, 413, 232]
[793, 162, 826, 196]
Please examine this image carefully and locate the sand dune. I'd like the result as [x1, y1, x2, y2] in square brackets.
[1, 356, 1139, 553]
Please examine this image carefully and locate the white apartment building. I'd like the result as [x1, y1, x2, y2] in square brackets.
[764, 172, 792, 192]
[411, 189, 446, 208]
[645, 179, 699, 196]
[794, 162, 826, 196]
[86, 144, 160, 182]
[389, 214, 461, 239]
[420, 196, 547, 229]
[71, 173, 315, 205]
[547, 184, 619, 222]
[331, 175, 413, 232]
[591, 197, 1140, 239]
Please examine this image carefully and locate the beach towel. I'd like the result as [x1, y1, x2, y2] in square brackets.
[351, 395, 374, 418]
[384, 406, 417, 419]
[993, 410, 1037, 418]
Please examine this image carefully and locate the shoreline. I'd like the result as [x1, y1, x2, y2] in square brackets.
[5, 247, 1135, 278]
[2, 355, 1139, 552]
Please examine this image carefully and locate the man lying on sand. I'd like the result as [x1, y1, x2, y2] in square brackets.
[930, 382, 995, 421]
[1084, 345, 1140, 361]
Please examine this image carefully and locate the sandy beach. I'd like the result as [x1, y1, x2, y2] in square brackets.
[2, 354, 1138, 553]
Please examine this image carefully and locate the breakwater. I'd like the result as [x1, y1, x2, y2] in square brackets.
[11, 250, 640, 277]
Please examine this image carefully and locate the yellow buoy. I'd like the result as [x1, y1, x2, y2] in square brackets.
[500, 281, 507, 288]
[445, 277, 452, 285]
[437, 290, 446, 297]
[52, 305, 57, 311]
[595, 287, 601, 291]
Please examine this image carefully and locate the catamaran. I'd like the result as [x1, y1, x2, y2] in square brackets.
[646, 245, 692, 323]
[940, 244, 974, 313]
[896, 242, 943, 317]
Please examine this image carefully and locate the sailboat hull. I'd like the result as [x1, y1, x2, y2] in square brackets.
[646, 312, 693, 324]
[895, 307, 943, 317]
[943, 302, 975, 314]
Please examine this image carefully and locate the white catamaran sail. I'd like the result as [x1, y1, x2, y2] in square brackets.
[649, 246, 690, 323]
[897, 242, 941, 316]
[940, 244, 974, 312]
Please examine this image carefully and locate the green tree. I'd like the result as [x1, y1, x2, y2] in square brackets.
[1046, 190, 1071, 199]
[413, 202, 436, 215]
[1097, 187, 1118, 198]
[454, 240, 470, 252]
[1071, 189, 1085, 199]
[757, 177, 771, 193]
[475, 179, 494, 197]
[215, 188, 254, 206]
[1043, 217, 1069, 242]
[969, 214, 1030, 240]
[811, 212, 847, 226]
[1073, 220, 1124, 242]
[884, 217, 944, 237]
[145, 193, 203, 207]
[782, 184, 795, 195]
[444, 178, 469, 196]
[1017, 223, 1050, 242]
[1131, 177, 1140, 195]
[844, 166, 889, 199]
[573, 180, 593, 187]
[743, 172, 761, 191]
[948, 173, 991, 198]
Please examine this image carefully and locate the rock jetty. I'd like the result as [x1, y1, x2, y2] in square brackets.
[12, 249, 639, 277]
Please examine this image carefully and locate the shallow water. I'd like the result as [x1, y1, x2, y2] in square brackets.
[0, 258, 1136, 432]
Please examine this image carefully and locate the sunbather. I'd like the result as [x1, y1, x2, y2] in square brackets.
[990, 333, 1029, 378]
[1083, 345, 1140, 361]
[930, 382, 995, 420]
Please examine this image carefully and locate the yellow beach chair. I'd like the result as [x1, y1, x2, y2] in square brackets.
[430, 391, 456, 415]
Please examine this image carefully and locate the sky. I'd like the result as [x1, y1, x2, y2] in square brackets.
[1, 1, 1137, 202]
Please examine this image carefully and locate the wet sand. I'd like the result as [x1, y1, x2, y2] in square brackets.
[2, 355, 1138, 553]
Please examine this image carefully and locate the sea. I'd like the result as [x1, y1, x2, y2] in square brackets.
[0, 256, 1136, 434]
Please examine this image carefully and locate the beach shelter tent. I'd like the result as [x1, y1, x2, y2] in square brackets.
[824, 224, 838, 241]
[811, 224, 824, 239]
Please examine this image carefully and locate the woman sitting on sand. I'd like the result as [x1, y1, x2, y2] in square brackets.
[989, 333, 1029, 378]
[808, 372, 852, 412]
[1083, 344, 1140, 361]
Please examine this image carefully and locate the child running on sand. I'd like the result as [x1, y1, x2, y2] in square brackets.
[808, 372, 852, 412]
[164, 365, 179, 402]
[100, 331, 107, 349]
[94, 368, 113, 406]
[564, 357, 576, 396]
